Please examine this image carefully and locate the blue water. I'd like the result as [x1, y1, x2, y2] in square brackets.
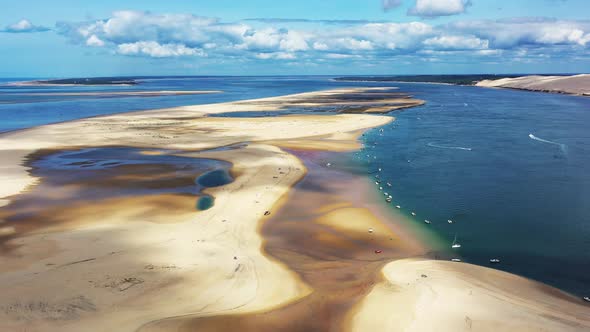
[358, 83, 590, 297]
[0, 76, 365, 132]
[1, 76, 589, 297]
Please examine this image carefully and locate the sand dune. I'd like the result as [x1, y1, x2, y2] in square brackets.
[351, 259, 590, 331]
[476, 74, 590, 96]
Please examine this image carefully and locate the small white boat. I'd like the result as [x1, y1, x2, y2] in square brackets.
[583, 296, 590, 302]
[395, 205, 401, 209]
[447, 219, 453, 224]
[451, 234, 461, 249]
[490, 258, 500, 264]
[424, 220, 431, 224]
[387, 182, 392, 187]
[379, 187, 383, 190]
[451, 258, 461, 262]
[411, 212, 416, 216]
[326, 163, 331, 167]
[378, 168, 382, 172]
[386, 197, 392, 203]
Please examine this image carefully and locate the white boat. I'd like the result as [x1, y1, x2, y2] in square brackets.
[395, 205, 401, 209]
[451, 234, 461, 249]
[451, 258, 461, 262]
[379, 187, 383, 190]
[583, 296, 590, 302]
[386, 197, 392, 203]
[387, 182, 392, 187]
[411, 212, 416, 216]
[424, 220, 431, 224]
[447, 219, 453, 224]
[326, 163, 331, 167]
[490, 258, 500, 264]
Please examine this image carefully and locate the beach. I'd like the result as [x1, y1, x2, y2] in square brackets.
[0, 87, 588, 331]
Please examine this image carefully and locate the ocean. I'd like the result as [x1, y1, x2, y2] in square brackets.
[1, 76, 588, 297]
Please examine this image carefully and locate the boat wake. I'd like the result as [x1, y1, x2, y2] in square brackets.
[427, 142, 472, 151]
[528, 134, 568, 155]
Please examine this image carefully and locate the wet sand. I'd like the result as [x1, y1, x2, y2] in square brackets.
[139, 150, 425, 332]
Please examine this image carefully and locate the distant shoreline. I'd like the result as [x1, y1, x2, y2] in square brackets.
[334, 74, 590, 97]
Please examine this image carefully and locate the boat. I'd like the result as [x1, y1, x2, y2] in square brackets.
[583, 297, 590, 302]
[379, 186, 383, 190]
[424, 220, 431, 224]
[395, 205, 401, 209]
[447, 219, 453, 224]
[490, 258, 500, 264]
[411, 212, 416, 216]
[387, 182, 392, 187]
[326, 163, 331, 167]
[386, 197, 392, 203]
[451, 234, 461, 249]
[451, 258, 461, 262]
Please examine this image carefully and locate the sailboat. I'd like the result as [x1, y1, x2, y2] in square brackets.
[451, 234, 461, 249]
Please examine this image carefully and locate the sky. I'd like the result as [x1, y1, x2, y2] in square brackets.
[1, 0, 589, 77]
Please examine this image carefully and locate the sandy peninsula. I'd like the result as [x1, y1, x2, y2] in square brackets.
[476, 74, 590, 96]
[0, 87, 588, 331]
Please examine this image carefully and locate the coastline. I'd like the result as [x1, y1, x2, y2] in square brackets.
[0, 88, 588, 331]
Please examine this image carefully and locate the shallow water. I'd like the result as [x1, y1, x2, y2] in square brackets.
[0, 147, 232, 246]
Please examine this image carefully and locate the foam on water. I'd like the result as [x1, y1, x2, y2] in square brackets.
[427, 142, 472, 151]
[529, 133, 568, 155]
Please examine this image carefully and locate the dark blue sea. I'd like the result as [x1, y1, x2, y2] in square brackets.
[1, 76, 588, 297]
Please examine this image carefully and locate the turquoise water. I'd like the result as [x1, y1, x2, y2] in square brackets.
[196, 169, 233, 188]
[195, 168, 234, 211]
[1, 76, 589, 297]
[196, 196, 215, 211]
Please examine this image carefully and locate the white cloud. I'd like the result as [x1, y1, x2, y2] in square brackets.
[255, 52, 296, 60]
[117, 41, 205, 57]
[86, 34, 105, 47]
[408, 0, 471, 17]
[3, 19, 50, 33]
[423, 35, 488, 50]
[55, 10, 590, 65]
[448, 18, 590, 48]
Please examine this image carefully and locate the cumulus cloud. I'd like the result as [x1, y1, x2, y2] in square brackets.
[2, 19, 50, 33]
[54, 10, 590, 65]
[423, 35, 488, 49]
[447, 18, 590, 48]
[408, 0, 472, 18]
[117, 41, 205, 57]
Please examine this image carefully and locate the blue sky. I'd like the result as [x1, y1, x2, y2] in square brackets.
[1, 0, 589, 77]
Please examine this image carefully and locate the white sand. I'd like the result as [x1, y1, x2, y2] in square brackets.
[351, 259, 590, 331]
